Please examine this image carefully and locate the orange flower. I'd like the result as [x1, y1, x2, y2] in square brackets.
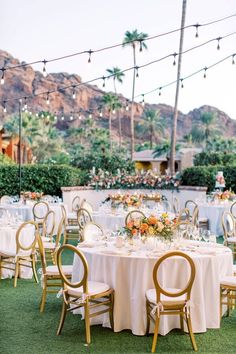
[148, 216, 158, 225]
[127, 221, 134, 229]
[133, 219, 140, 227]
[140, 223, 149, 232]
[132, 228, 138, 236]
[165, 219, 170, 225]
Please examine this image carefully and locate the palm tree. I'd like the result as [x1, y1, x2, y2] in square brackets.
[137, 109, 165, 149]
[153, 140, 181, 158]
[102, 93, 122, 152]
[106, 67, 125, 94]
[123, 29, 148, 159]
[200, 112, 216, 142]
[170, 0, 187, 175]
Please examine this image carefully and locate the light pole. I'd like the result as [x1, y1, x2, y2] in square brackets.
[18, 99, 22, 197]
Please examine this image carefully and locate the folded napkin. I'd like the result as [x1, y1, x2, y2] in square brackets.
[99, 248, 128, 256]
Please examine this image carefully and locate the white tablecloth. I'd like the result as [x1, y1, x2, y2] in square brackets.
[199, 202, 232, 236]
[72, 243, 233, 336]
[0, 224, 35, 279]
[0, 202, 67, 234]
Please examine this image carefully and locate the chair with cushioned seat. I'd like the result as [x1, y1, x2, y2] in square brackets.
[220, 274, 236, 320]
[222, 211, 236, 260]
[146, 251, 197, 352]
[81, 222, 104, 242]
[33, 201, 50, 234]
[185, 200, 208, 229]
[37, 234, 72, 312]
[56, 244, 114, 345]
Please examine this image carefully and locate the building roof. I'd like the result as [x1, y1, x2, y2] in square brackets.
[133, 147, 202, 162]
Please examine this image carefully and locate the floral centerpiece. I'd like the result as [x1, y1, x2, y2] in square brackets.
[105, 192, 143, 209]
[125, 213, 176, 241]
[214, 190, 236, 201]
[142, 193, 167, 202]
[21, 191, 43, 202]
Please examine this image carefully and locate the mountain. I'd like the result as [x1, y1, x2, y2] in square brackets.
[1, 49, 236, 141]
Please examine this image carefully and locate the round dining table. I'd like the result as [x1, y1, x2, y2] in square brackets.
[72, 241, 233, 336]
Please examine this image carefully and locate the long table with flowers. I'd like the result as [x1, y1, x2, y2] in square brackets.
[72, 239, 233, 335]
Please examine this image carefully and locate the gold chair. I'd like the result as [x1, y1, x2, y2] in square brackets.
[146, 251, 197, 352]
[174, 220, 193, 239]
[41, 210, 56, 242]
[67, 196, 81, 225]
[61, 205, 81, 243]
[81, 222, 104, 242]
[56, 244, 114, 345]
[80, 199, 93, 215]
[185, 200, 208, 229]
[40, 215, 65, 264]
[0, 221, 39, 287]
[176, 208, 190, 222]
[125, 210, 145, 226]
[172, 196, 180, 214]
[221, 211, 236, 259]
[33, 201, 50, 234]
[37, 234, 72, 312]
[220, 274, 236, 320]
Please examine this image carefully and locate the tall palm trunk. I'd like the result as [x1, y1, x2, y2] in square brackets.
[109, 109, 112, 153]
[170, 0, 187, 175]
[130, 43, 136, 160]
[114, 81, 122, 149]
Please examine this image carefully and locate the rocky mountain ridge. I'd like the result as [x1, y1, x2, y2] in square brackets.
[1, 49, 236, 140]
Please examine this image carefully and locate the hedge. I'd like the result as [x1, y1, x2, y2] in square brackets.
[181, 165, 236, 192]
[0, 164, 81, 197]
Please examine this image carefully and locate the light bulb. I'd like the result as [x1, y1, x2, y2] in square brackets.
[72, 86, 76, 99]
[3, 102, 6, 113]
[1, 69, 5, 85]
[42, 60, 47, 77]
[46, 92, 50, 105]
[61, 116, 64, 121]
[99, 111, 103, 117]
[89, 113, 92, 119]
[70, 116, 73, 120]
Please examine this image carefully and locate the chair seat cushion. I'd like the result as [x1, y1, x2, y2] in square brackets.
[220, 276, 236, 287]
[199, 217, 208, 223]
[66, 225, 80, 231]
[68, 212, 77, 220]
[67, 281, 110, 297]
[0, 249, 16, 257]
[46, 265, 73, 276]
[146, 287, 186, 306]
[226, 237, 236, 243]
[42, 242, 56, 249]
[233, 264, 236, 274]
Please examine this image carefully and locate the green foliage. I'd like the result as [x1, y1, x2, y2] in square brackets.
[153, 140, 181, 158]
[73, 152, 135, 183]
[0, 153, 15, 164]
[0, 164, 80, 196]
[194, 152, 236, 166]
[181, 165, 236, 192]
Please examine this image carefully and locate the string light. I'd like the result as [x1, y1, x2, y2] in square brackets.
[70, 115, 73, 120]
[46, 92, 50, 105]
[139, 40, 143, 52]
[40, 113, 44, 118]
[203, 67, 208, 78]
[54, 115, 57, 121]
[172, 53, 177, 66]
[194, 24, 200, 38]
[72, 86, 76, 99]
[42, 60, 47, 77]
[112, 108, 116, 114]
[141, 94, 145, 106]
[99, 110, 103, 117]
[61, 116, 64, 120]
[87, 49, 93, 63]
[217, 37, 222, 50]
[232, 54, 235, 64]
[89, 113, 92, 119]
[135, 66, 139, 78]
[24, 97, 28, 110]
[125, 100, 129, 111]
[102, 76, 106, 87]
[36, 113, 39, 117]
[158, 87, 162, 96]
[1, 68, 5, 85]
[3, 101, 7, 113]
[180, 79, 184, 88]
[78, 112, 82, 120]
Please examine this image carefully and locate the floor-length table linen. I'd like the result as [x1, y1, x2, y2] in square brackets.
[72, 244, 233, 336]
[198, 202, 232, 235]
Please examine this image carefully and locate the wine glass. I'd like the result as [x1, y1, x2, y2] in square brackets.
[202, 230, 211, 243]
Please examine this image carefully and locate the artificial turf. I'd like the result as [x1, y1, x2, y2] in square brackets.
[0, 240, 236, 354]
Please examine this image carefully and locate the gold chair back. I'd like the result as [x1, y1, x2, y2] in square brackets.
[230, 201, 236, 219]
[72, 196, 81, 212]
[153, 251, 196, 302]
[57, 244, 88, 292]
[192, 206, 199, 227]
[125, 210, 145, 226]
[42, 210, 56, 239]
[222, 211, 235, 241]
[16, 221, 39, 255]
[80, 200, 93, 214]
[172, 196, 180, 214]
[33, 201, 49, 221]
[82, 222, 104, 242]
[185, 200, 198, 217]
[77, 208, 93, 229]
[176, 208, 190, 222]
[173, 220, 193, 239]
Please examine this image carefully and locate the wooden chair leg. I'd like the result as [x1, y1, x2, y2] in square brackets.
[180, 313, 184, 331]
[32, 255, 39, 283]
[146, 300, 150, 336]
[40, 287, 47, 312]
[14, 260, 19, 288]
[57, 301, 68, 335]
[185, 314, 198, 352]
[151, 316, 160, 353]
[84, 302, 91, 344]
[109, 293, 114, 331]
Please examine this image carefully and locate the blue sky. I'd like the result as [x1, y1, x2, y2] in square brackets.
[1, 0, 236, 118]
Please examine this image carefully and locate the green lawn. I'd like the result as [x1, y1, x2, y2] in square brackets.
[0, 239, 236, 354]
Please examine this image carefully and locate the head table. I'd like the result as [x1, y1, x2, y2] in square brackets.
[72, 241, 233, 336]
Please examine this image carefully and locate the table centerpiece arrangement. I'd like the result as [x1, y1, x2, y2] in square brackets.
[124, 213, 176, 242]
[21, 191, 43, 203]
[104, 192, 143, 210]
